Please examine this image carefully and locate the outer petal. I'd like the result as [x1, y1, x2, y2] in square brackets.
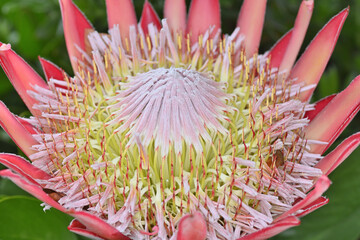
[0, 101, 38, 157]
[304, 94, 336, 122]
[237, 216, 300, 240]
[0, 169, 67, 212]
[316, 132, 360, 175]
[279, 0, 313, 73]
[305, 75, 360, 154]
[16, 117, 39, 135]
[69, 211, 130, 240]
[39, 57, 70, 91]
[268, 29, 293, 69]
[186, 0, 220, 44]
[291, 8, 349, 101]
[59, 0, 94, 70]
[106, 0, 137, 41]
[68, 220, 105, 240]
[177, 211, 207, 240]
[140, 0, 162, 35]
[39, 57, 67, 82]
[237, 0, 267, 58]
[275, 175, 331, 222]
[296, 197, 329, 218]
[164, 0, 186, 33]
[0, 153, 50, 185]
[0, 44, 48, 116]
[0, 169, 129, 240]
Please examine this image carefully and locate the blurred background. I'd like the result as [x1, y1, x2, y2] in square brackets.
[0, 0, 359, 239]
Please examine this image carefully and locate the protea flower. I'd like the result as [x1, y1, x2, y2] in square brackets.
[0, 0, 359, 239]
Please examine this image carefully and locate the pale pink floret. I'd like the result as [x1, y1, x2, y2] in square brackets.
[109, 68, 228, 155]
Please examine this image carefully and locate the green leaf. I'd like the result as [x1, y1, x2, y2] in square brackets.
[0, 178, 29, 196]
[0, 196, 79, 240]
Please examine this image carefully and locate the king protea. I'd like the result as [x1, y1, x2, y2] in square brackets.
[0, 0, 359, 239]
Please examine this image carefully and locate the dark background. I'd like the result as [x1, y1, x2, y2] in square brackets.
[0, 0, 359, 239]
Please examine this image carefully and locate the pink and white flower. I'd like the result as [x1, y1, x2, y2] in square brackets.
[0, 0, 359, 239]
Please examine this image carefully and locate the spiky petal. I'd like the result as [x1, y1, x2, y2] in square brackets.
[69, 211, 130, 240]
[305, 75, 360, 154]
[106, 0, 137, 41]
[187, 0, 221, 44]
[279, 0, 313, 73]
[39, 57, 66, 82]
[59, 0, 94, 70]
[238, 217, 300, 240]
[305, 94, 336, 121]
[237, 0, 267, 58]
[291, 8, 349, 101]
[275, 175, 331, 222]
[268, 29, 293, 69]
[296, 197, 329, 218]
[164, 0, 186, 34]
[0, 101, 38, 156]
[0, 154, 50, 185]
[68, 220, 105, 240]
[140, 0, 162, 35]
[0, 44, 48, 116]
[0, 169, 68, 213]
[316, 132, 360, 175]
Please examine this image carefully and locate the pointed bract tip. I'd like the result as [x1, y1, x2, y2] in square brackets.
[140, 0, 162, 35]
[59, 0, 93, 70]
[38, 56, 66, 82]
[304, 0, 314, 11]
[279, 0, 313, 73]
[292, 7, 349, 101]
[0, 43, 11, 51]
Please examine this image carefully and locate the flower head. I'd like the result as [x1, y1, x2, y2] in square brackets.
[0, 0, 359, 240]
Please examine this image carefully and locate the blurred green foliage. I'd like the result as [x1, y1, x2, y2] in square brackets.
[0, 0, 359, 239]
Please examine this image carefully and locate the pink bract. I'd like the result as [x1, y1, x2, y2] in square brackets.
[0, 1, 359, 240]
